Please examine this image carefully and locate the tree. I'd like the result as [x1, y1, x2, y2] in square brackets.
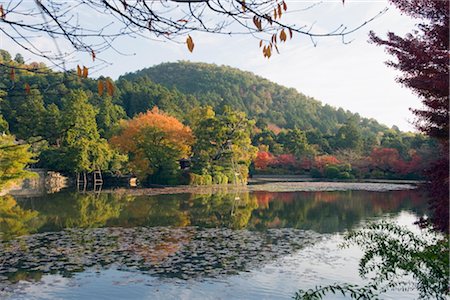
[44, 89, 115, 173]
[0, 135, 35, 190]
[0, 1, 387, 66]
[333, 119, 363, 152]
[370, 0, 449, 232]
[279, 128, 315, 159]
[369, 148, 404, 176]
[5, 89, 46, 140]
[192, 106, 257, 183]
[110, 107, 193, 184]
[14, 53, 24, 64]
[254, 151, 274, 170]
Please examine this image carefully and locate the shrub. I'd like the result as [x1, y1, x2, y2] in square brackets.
[324, 165, 340, 179]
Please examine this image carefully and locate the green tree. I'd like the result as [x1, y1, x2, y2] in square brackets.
[279, 128, 315, 159]
[0, 135, 35, 190]
[53, 90, 114, 173]
[192, 106, 257, 184]
[333, 120, 363, 152]
[14, 53, 24, 64]
[7, 89, 46, 140]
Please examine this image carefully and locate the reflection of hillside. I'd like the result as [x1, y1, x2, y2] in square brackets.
[249, 190, 428, 233]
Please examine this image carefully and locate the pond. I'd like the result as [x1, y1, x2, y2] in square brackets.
[0, 185, 430, 299]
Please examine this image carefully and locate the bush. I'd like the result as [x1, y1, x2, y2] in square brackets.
[337, 172, 353, 180]
[324, 165, 340, 179]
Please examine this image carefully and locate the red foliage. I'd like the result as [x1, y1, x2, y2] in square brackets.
[254, 151, 274, 170]
[369, 148, 405, 173]
[273, 154, 297, 168]
[314, 155, 340, 171]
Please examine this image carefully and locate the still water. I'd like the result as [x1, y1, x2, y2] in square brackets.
[0, 188, 428, 299]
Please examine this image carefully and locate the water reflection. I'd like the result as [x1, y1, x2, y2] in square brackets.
[1, 189, 427, 239]
[0, 189, 428, 297]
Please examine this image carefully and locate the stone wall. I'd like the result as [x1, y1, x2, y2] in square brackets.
[6, 169, 69, 197]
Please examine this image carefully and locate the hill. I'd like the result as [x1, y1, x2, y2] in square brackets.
[119, 61, 388, 135]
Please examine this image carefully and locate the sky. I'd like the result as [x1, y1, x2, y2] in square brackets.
[0, 0, 423, 132]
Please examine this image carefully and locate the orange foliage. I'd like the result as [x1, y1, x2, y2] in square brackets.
[254, 151, 274, 170]
[110, 107, 193, 176]
[267, 123, 282, 135]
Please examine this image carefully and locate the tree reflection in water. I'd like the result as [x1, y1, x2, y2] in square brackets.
[0, 188, 433, 297]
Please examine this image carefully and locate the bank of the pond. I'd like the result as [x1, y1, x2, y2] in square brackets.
[101, 180, 419, 197]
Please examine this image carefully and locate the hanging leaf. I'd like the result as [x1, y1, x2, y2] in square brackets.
[177, 19, 189, 23]
[259, 40, 263, 48]
[266, 15, 273, 25]
[273, 8, 277, 20]
[288, 28, 293, 39]
[91, 50, 96, 62]
[186, 35, 195, 53]
[253, 16, 262, 31]
[266, 45, 272, 58]
[24, 83, 31, 95]
[0, 5, 4, 20]
[106, 80, 114, 96]
[280, 29, 287, 42]
[77, 65, 82, 77]
[241, 0, 246, 12]
[82, 66, 88, 78]
[282, 1, 287, 11]
[277, 4, 282, 18]
[98, 80, 104, 96]
[10, 68, 15, 81]
[342, 0, 345, 4]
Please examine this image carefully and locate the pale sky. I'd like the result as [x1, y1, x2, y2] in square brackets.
[0, 0, 423, 132]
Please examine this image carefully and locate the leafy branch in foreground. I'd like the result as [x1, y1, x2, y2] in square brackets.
[295, 221, 449, 300]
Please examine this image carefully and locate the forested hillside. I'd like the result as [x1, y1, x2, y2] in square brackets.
[0, 50, 434, 183]
[120, 61, 388, 135]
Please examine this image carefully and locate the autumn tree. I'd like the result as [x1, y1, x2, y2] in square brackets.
[110, 107, 193, 184]
[254, 151, 274, 170]
[370, 0, 449, 232]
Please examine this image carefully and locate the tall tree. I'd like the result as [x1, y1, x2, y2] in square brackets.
[50, 90, 114, 173]
[370, 0, 449, 232]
